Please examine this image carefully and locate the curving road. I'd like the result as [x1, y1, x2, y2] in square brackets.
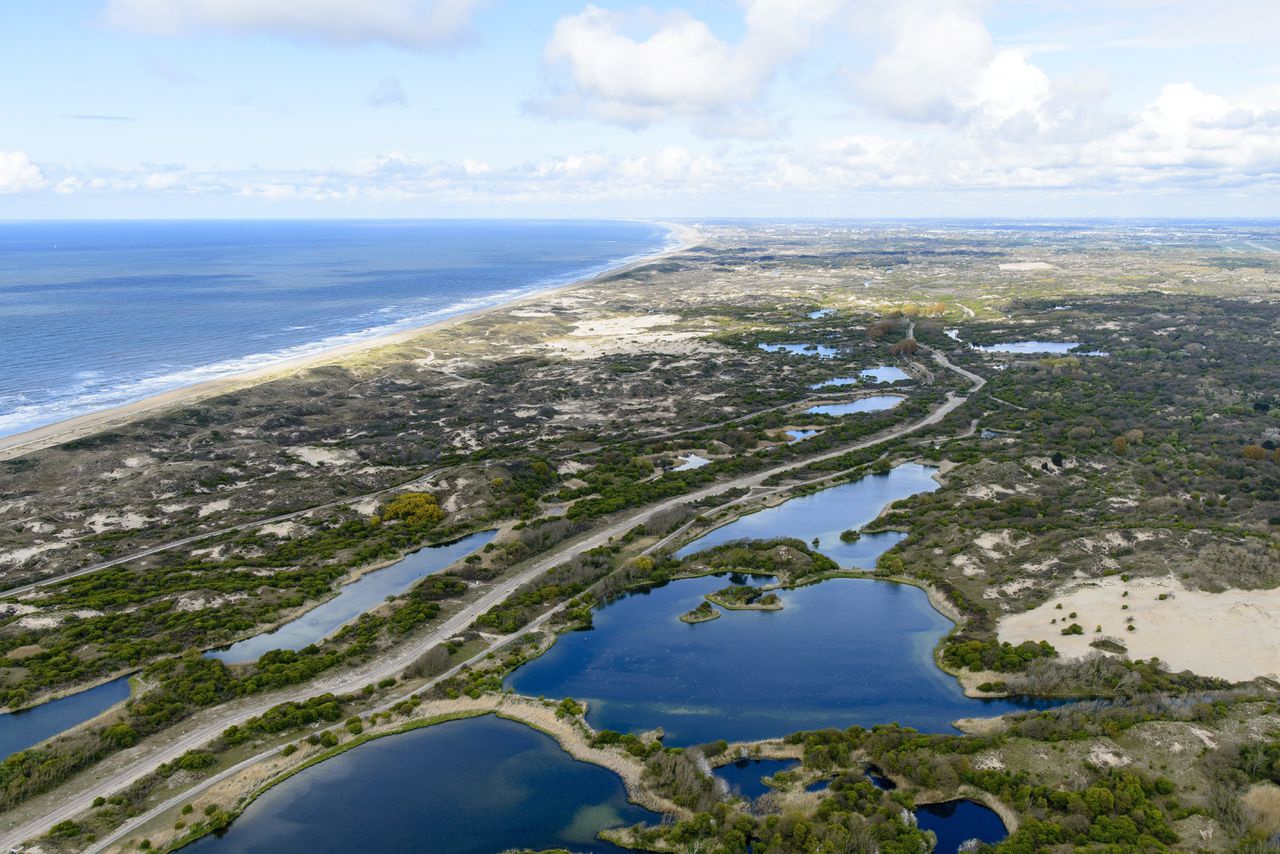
[1, 342, 983, 851]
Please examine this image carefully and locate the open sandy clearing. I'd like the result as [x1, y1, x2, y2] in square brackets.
[998, 575, 1280, 683]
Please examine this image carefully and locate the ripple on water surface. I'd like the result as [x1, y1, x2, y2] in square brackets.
[182, 716, 656, 854]
[507, 573, 1057, 744]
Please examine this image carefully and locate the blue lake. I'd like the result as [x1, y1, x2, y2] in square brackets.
[812, 366, 910, 388]
[714, 758, 798, 799]
[675, 462, 939, 569]
[758, 343, 838, 358]
[806, 396, 902, 417]
[506, 573, 1056, 745]
[915, 799, 1008, 853]
[209, 530, 495, 663]
[807, 309, 836, 319]
[183, 715, 656, 854]
[0, 675, 131, 759]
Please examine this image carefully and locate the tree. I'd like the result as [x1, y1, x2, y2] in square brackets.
[378, 492, 444, 526]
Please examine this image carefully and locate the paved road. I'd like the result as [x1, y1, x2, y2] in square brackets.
[1, 344, 983, 850]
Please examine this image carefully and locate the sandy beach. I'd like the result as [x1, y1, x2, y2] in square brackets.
[0, 221, 701, 461]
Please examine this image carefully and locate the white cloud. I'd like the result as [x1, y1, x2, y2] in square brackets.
[537, 0, 842, 130]
[0, 151, 47, 193]
[365, 78, 409, 108]
[103, 0, 489, 49]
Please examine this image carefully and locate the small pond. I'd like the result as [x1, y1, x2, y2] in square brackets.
[784, 429, 819, 443]
[807, 309, 836, 319]
[714, 758, 799, 800]
[758, 343, 838, 358]
[672, 454, 711, 471]
[914, 799, 1008, 853]
[208, 530, 496, 663]
[805, 396, 902, 417]
[811, 366, 910, 389]
[0, 675, 132, 759]
[506, 573, 1058, 745]
[675, 462, 938, 569]
[182, 715, 656, 854]
[974, 340, 1100, 355]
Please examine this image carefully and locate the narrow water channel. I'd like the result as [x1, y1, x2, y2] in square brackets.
[0, 675, 131, 759]
[208, 530, 495, 663]
[675, 462, 938, 569]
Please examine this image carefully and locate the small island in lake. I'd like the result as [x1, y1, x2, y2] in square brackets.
[706, 584, 784, 611]
[680, 601, 722, 623]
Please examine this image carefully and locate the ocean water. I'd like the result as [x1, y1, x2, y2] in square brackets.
[0, 219, 670, 438]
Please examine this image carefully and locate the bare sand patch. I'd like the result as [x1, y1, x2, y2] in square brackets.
[197, 498, 231, 518]
[289, 446, 358, 466]
[0, 542, 70, 566]
[999, 261, 1055, 271]
[999, 576, 1280, 682]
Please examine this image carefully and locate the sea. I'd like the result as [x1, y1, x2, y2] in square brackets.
[0, 219, 672, 438]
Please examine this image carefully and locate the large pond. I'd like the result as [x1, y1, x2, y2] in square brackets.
[506, 574, 1055, 745]
[209, 530, 496, 663]
[758, 343, 838, 358]
[183, 715, 655, 854]
[805, 396, 902, 417]
[675, 462, 939, 569]
[914, 799, 1008, 853]
[0, 675, 131, 759]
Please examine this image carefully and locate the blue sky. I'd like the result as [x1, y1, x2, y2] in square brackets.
[3, 0, 1279, 217]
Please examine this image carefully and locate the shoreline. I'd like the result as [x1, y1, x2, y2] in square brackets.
[0, 221, 702, 461]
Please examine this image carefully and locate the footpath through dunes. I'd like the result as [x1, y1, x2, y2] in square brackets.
[0, 342, 983, 850]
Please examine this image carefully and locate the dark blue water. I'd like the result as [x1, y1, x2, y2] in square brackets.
[806, 396, 902, 417]
[0, 220, 669, 436]
[507, 574, 1056, 745]
[209, 530, 495, 663]
[183, 715, 656, 854]
[676, 462, 939, 569]
[714, 758, 798, 799]
[0, 675, 131, 758]
[915, 799, 1008, 853]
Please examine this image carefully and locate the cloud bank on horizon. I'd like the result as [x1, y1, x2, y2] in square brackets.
[2, 0, 1279, 216]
